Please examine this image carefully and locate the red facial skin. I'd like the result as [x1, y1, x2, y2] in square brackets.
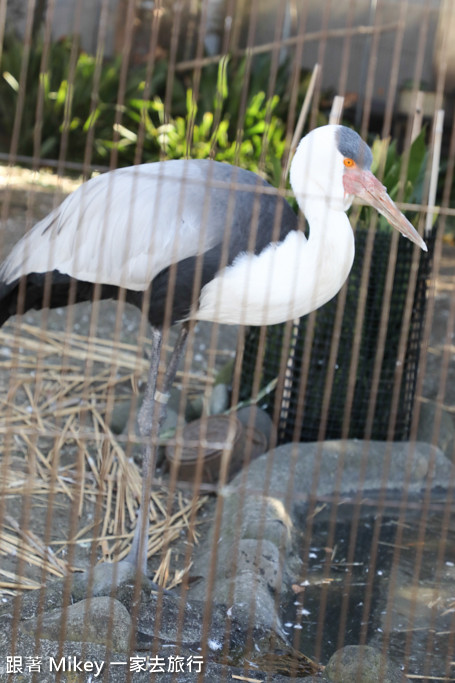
[342, 162, 427, 252]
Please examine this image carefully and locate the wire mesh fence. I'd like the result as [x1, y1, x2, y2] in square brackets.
[1, 0, 455, 681]
[239, 225, 436, 443]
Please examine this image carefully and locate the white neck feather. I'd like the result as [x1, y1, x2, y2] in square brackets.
[194, 205, 354, 326]
[301, 203, 355, 313]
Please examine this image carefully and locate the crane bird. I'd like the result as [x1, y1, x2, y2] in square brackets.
[0, 125, 426, 582]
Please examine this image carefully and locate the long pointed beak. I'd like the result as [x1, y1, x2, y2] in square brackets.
[344, 169, 427, 252]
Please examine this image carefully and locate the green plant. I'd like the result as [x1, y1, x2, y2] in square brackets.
[0, 34, 181, 163]
[0, 34, 320, 187]
[102, 58, 288, 184]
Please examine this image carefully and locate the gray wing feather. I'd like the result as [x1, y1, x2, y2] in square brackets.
[0, 160, 270, 290]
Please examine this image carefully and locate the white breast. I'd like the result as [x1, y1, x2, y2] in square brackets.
[193, 212, 355, 326]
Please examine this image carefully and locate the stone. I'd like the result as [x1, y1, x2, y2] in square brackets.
[235, 405, 277, 448]
[188, 439, 452, 651]
[109, 397, 136, 434]
[185, 396, 204, 422]
[222, 440, 453, 513]
[417, 401, 455, 460]
[159, 406, 179, 435]
[110, 387, 181, 436]
[188, 486, 296, 640]
[209, 382, 229, 415]
[236, 538, 282, 591]
[208, 570, 286, 636]
[189, 491, 293, 604]
[325, 645, 405, 682]
[0, 580, 66, 620]
[71, 561, 139, 601]
[213, 358, 235, 386]
[20, 596, 131, 652]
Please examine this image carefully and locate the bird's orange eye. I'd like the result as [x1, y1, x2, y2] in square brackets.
[343, 158, 356, 168]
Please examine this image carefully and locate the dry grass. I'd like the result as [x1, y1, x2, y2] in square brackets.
[0, 323, 210, 596]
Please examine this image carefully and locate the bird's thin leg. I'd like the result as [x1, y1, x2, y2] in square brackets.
[126, 324, 189, 575]
[158, 322, 189, 424]
[125, 326, 162, 575]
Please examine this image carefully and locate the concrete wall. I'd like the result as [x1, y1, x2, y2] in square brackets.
[295, 0, 441, 113]
[7, 0, 119, 57]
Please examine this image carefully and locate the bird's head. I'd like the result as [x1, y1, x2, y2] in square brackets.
[290, 124, 427, 252]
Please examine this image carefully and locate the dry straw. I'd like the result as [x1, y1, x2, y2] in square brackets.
[0, 323, 209, 596]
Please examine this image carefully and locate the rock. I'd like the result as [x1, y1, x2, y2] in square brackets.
[213, 358, 235, 386]
[160, 406, 179, 435]
[237, 539, 282, 591]
[232, 494, 293, 551]
[165, 386, 185, 414]
[222, 440, 453, 513]
[20, 596, 131, 652]
[109, 397, 136, 434]
[187, 439, 452, 651]
[70, 561, 156, 602]
[189, 492, 293, 602]
[235, 405, 277, 449]
[0, 580, 66, 620]
[325, 645, 405, 682]
[209, 383, 229, 415]
[242, 513, 292, 549]
[207, 569, 286, 636]
[72, 561, 137, 601]
[188, 487, 296, 640]
[417, 401, 455, 460]
[185, 396, 204, 422]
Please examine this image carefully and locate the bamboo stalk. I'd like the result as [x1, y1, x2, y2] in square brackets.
[426, 109, 444, 234]
[284, 63, 320, 180]
[329, 95, 345, 125]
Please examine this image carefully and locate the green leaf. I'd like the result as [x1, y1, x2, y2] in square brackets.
[113, 123, 137, 142]
[186, 88, 197, 121]
[214, 55, 229, 108]
[55, 79, 68, 107]
[370, 138, 388, 175]
[406, 129, 428, 203]
[3, 71, 19, 92]
[40, 136, 58, 157]
[39, 71, 50, 99]
[83, 108, 101, 132]
[67, 117, 81, 131]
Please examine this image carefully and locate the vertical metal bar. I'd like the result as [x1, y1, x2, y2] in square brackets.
[381, 0, 408, 138]
[7, 0, 36, 166]
[83, 0, 111, 171]
[410, 91, 424, 142]
[354, 0, 377, 130]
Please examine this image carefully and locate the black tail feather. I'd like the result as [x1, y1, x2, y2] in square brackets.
[0, 271, 130, 327]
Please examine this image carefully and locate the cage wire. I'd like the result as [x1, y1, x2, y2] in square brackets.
[239, 224, 436, 443]
[0, 0, 455, 681]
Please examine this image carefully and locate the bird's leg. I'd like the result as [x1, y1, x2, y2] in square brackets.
[158, 322, 189, 424]
[72, 326, 190, 600]
[125, 323, 189, 576]
[125, 326, 162, 575]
